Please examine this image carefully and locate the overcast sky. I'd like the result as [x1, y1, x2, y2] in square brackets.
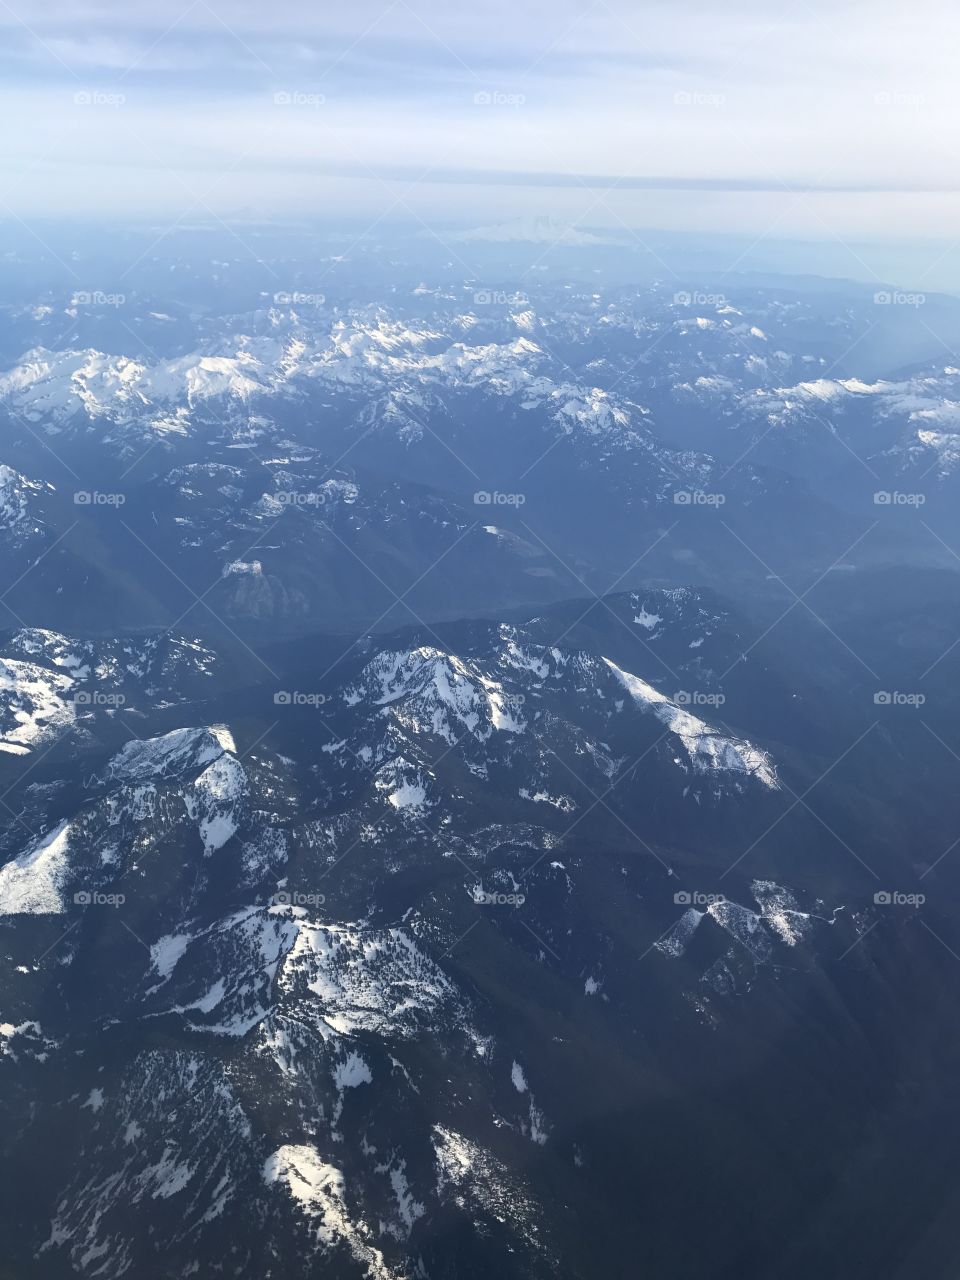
[0, 0, 958, 244]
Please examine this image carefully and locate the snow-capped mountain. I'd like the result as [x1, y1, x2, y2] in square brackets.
[0, 629, 218, 758]
[0, 462, 50, 546]
[335, 626, 777, 812]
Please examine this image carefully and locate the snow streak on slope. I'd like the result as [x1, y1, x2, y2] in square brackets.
[262, 1144, 391, 1277]
[0, 464, 48, 543]
[0, 821, 72, 914]
[602, 657, 777, 787]
[0, 658, 75, 755]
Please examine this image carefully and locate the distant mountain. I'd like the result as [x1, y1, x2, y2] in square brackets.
[0, 282, 922, 633]
[451, 216, 622, 246]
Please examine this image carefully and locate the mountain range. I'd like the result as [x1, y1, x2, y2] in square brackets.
[1, 227, 959, 1279]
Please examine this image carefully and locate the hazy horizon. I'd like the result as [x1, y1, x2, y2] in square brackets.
[0, 0, 957, 257]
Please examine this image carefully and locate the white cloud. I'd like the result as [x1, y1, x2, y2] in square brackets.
[0, 0, 956, 237]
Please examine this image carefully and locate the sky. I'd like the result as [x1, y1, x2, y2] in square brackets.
[0, 0, 958, 251]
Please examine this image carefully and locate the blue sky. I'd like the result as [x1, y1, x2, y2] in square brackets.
[0, 0, 957, 244]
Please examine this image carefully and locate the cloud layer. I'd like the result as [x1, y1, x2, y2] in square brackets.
[0, 0, 957, 242]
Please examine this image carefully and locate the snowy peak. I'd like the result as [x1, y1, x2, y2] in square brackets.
[0, 463, 49, 544]
[343, 646, 525, 745]
[279, 919, 470, 1040]
[0, 345, 271, 428]
[106, 726, 233, 784]
[655, 878, 820, 998]
[0, 656, 75, 757]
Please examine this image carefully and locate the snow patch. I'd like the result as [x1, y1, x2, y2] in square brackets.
[0, 821, 72, 915]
